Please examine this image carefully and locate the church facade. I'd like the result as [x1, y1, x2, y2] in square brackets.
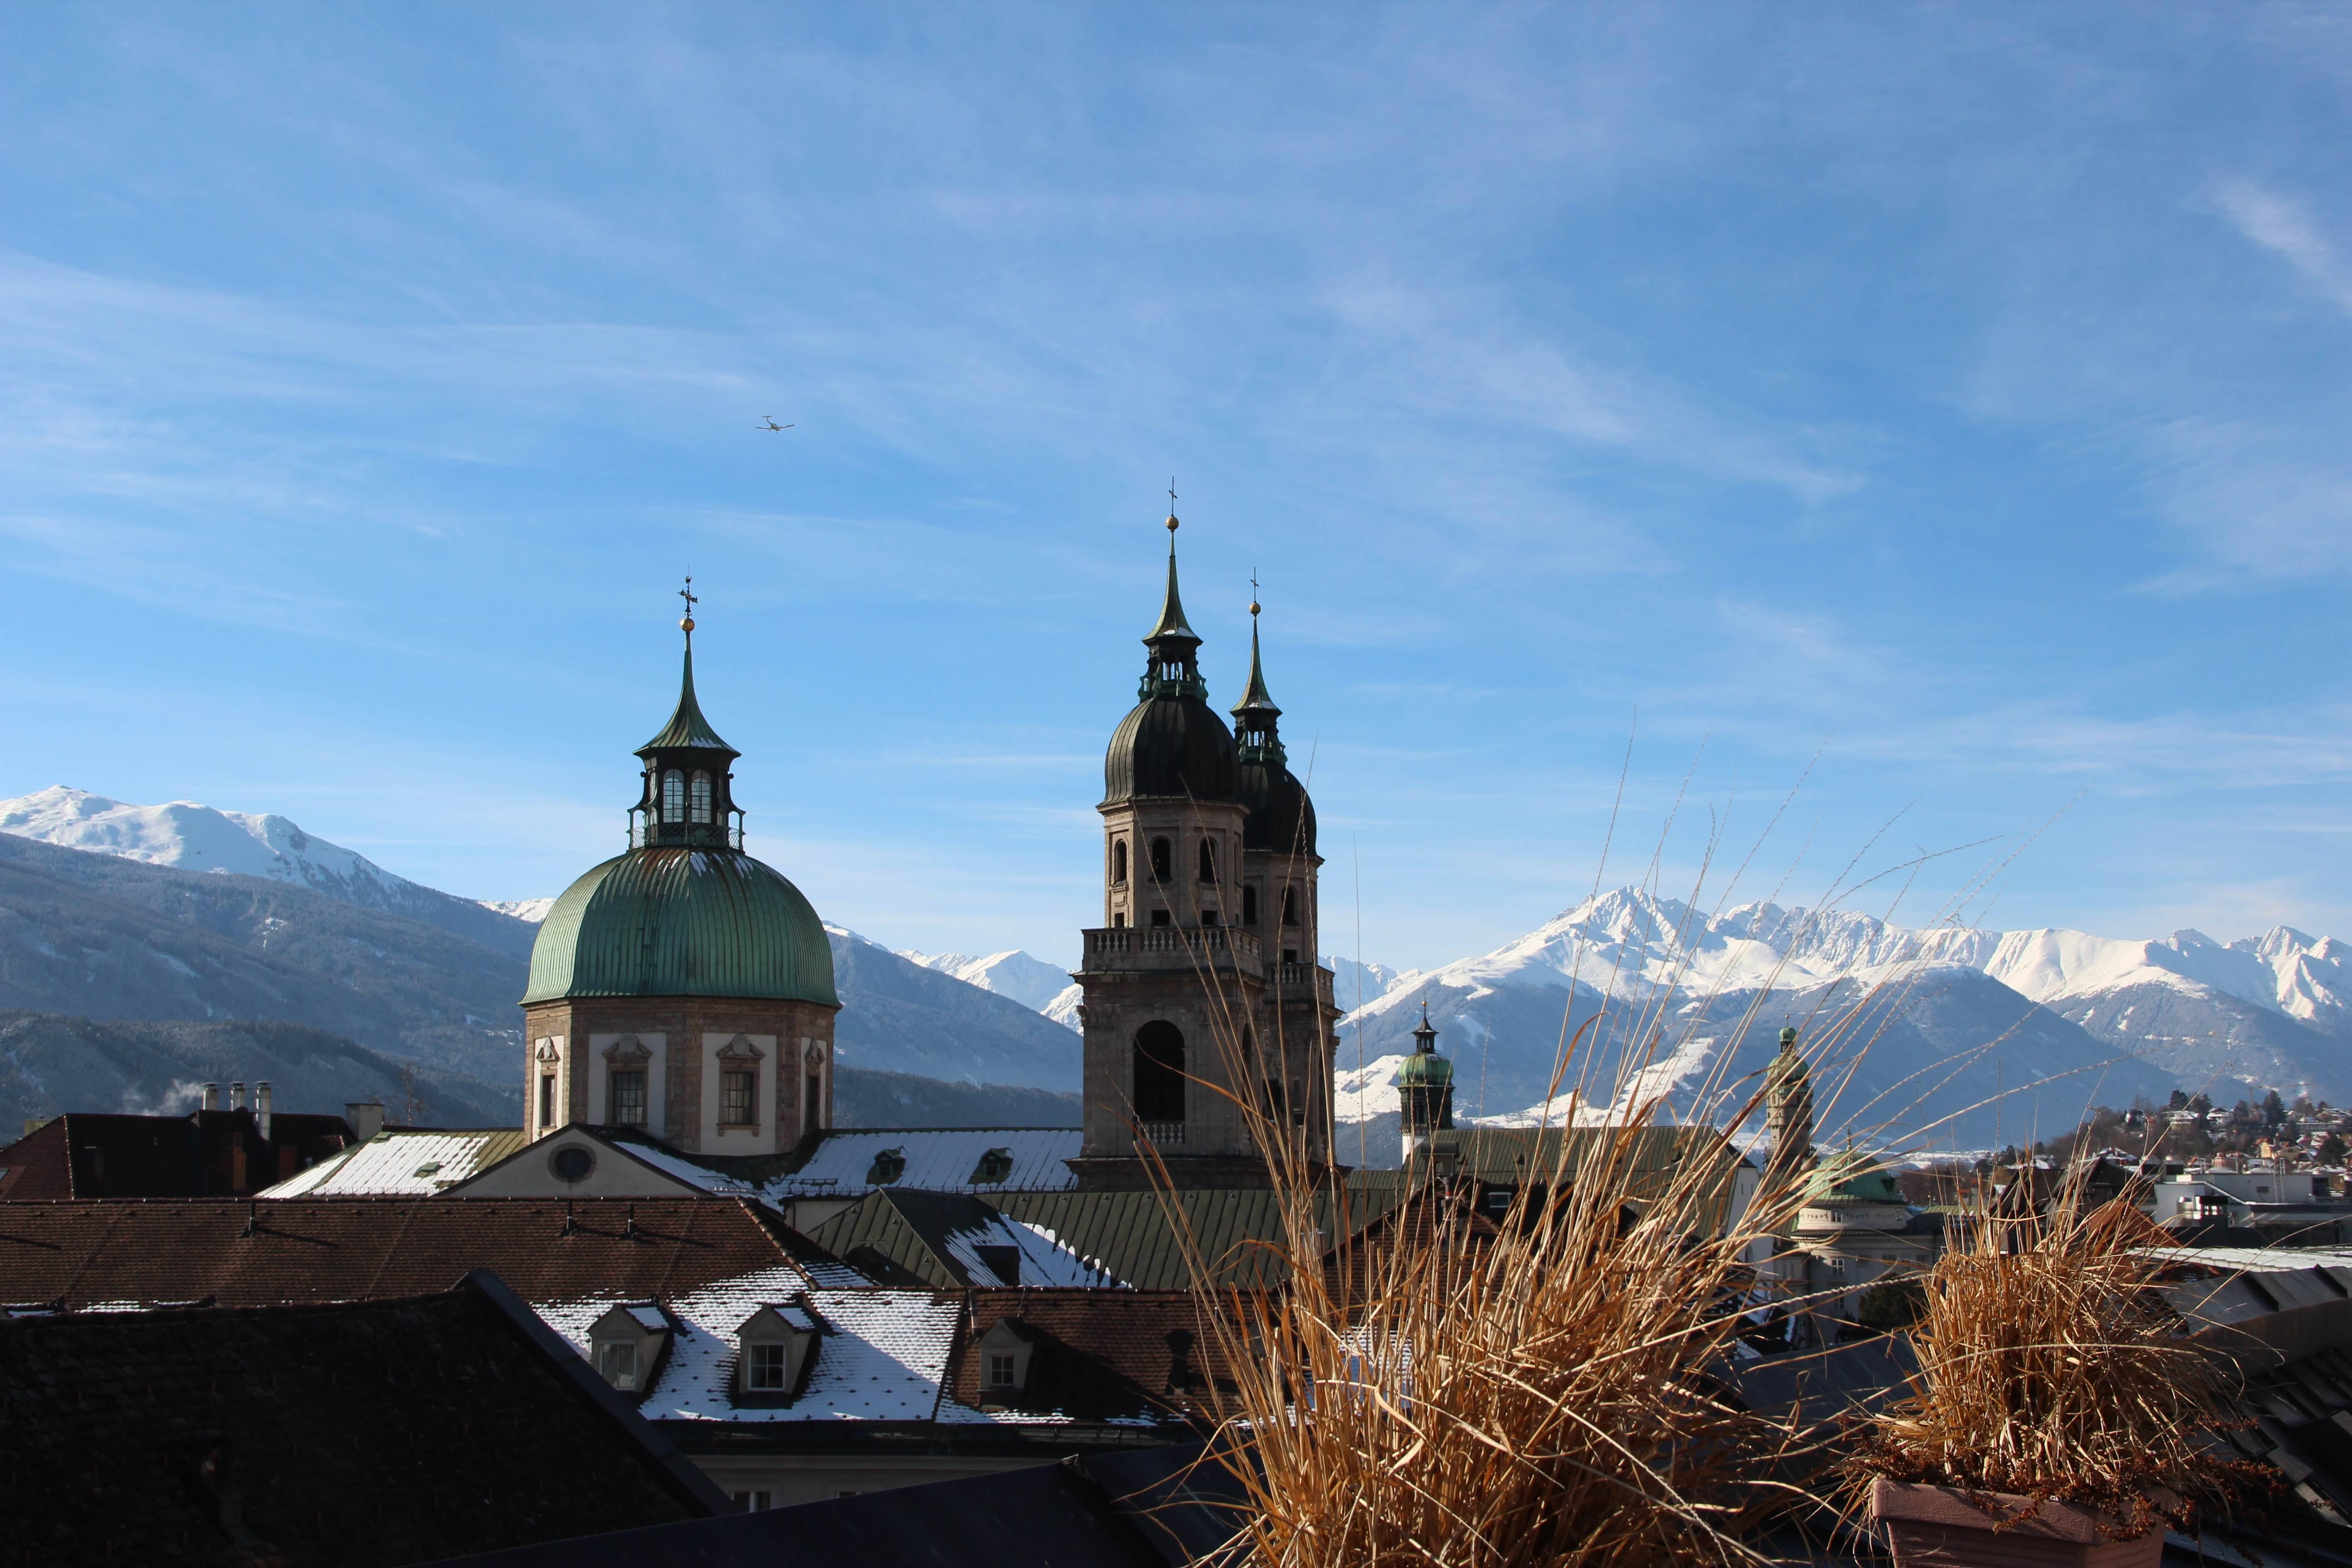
[1068, 509, 1343, 1188]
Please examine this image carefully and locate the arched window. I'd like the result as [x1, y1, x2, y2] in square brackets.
[1242, 885, 1259, 926]
[689, 770, 714, 824]
[662, 769, 686, 822]
[1149, 837, 1172, 881]
[1112, 840, 1128, 884]
[1132, 1021, 1185, 1124]
[1197, 838, 1216, 883]
[1282, 887, 1300, 926]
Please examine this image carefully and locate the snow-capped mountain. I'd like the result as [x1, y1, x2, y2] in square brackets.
[1332, 888, 2332, 1147]
[900, 948, 1083, 1034]
[0, 786, 537, 959]
[1326, 956, 1410, 1010]
[3, 785, 419, 901]
[481, 897, 555, 923]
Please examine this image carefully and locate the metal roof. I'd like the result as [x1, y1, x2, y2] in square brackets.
[524, 847, 836, 1006]
[637, 640, 737, 757]
[988, 1186, 1402, 1290]
[809, 1190, 1119, 1289]
[764, 1128, 1082, 1199]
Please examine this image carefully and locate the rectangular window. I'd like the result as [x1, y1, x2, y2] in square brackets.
[538, 1074, 554, 1129]
[609, 1069, 647, 1128]
[598, 1340, 640, 1390]
[986, 1351, 1017, 1389]
[745, 1340, 788, 1391]
[721, 1070, 756, 1127]
[730, 1490, 772, 1512]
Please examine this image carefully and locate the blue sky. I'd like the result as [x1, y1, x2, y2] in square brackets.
[2, 4, 2349, 972]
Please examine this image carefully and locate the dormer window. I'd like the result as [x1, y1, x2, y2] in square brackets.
[970, 1147, 1014, 1185]
[973, 1318, 1036, 1397]
[588, 1303, 671, 1396]
[735, 1303, 822, 1399]
[868, 1147, 907, 1184]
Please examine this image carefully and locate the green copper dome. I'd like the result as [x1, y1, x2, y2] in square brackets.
[523, 847, 838, 1007]
[1393, 1049, 1455, 1089]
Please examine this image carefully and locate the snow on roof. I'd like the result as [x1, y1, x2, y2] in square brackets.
[768, 1128, 1081, 1197]
[624, 1304, 669, 1333]
[603, 1137, 760, 1197]
[535, 1269, 961, 1423]
[937, 1214, 1123, 1289]
[257, 1131, 530, 1197]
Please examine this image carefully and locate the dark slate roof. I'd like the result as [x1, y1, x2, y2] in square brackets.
[0, 1273, 726, 1568]
[1101, 693, 1239, 806]
[0, 1196, 824, 1310]
[950, 1289, 1238, 1424]
[1236, 760, 1316, 855]
[524, 847, 837, 1007]
[416, 1441, 1250, 1568]
[0, 1109, 359, 1200]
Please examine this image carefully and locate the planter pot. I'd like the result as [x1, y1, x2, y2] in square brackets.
[1867, 1478, 2162, 1568]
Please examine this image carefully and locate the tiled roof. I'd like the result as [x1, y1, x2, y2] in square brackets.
[939, 1289, 1238, 1428]
[0, 1197, 826, 1310]
[0, 1276, 723, 1566]
[810, 1190, 1121, 1289]
[259, 1127, 531, 1196]
[536, 1274, 965, 1424]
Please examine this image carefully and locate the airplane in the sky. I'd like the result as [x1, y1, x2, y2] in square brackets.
[758, 416, 794, 431]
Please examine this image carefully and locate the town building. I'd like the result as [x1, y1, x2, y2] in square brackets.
[0, 1095, 360, 1199]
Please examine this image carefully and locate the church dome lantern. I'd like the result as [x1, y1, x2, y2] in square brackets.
[524, 588, 835, 1009]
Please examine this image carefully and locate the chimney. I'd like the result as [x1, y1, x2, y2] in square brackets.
[255, 1083, 272, 1142]
[229, 1082, 246, 1112]
[345, 1102, 385, 1142]
[201, 1083, 220, 1112]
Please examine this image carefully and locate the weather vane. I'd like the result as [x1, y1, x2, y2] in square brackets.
[679, 576, 698, 634]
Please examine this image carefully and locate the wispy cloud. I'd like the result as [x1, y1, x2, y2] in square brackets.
[2216, 181, 2352, 318]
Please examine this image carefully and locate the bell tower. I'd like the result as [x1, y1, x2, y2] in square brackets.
[1068, 503, 1340, 1190]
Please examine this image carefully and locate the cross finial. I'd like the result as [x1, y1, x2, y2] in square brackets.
[1166, 477, 1179, 533]
[1250, 567, 1260, 618]
[678, 576, 698, 634]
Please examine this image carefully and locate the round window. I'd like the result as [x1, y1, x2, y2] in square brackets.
[550, 1145, 595, 1183]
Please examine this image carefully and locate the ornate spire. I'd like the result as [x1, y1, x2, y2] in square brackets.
[640, 580, 738, 758]
[632, 582, 744, 852]
[1231, 578, 1284, 764]
[1138, 490, 1205, 700]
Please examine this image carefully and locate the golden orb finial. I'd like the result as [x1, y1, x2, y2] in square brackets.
[1165, 476, 1179, 532]
[678, 576, 698, 636]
